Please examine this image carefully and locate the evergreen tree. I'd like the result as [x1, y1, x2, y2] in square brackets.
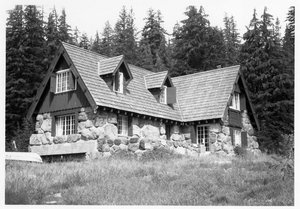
[139, 9, 169, 71]
[223, 14, 240, 65]
[79, 32, 90, 49]
[91, 31, 101, 53]
[99, 21, 113, 56]
[240, 7, 294, 154]
[112, 6, 139, 64]
[45, 8, 60, 67]
[171, 6, 226, 76]
[58, 8, 72, 43]
[72, 26, 80, 46]
[6, 5, 25, 145]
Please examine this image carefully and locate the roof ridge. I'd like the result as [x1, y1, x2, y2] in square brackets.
[62, 41, 108, 59]
[172, 65, 240, 80]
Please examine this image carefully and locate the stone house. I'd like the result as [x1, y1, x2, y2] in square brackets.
[27, 42, 260, 158]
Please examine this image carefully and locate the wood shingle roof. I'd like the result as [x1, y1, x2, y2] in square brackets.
[172, 66, 240, 121]
[62, 42, 241, 122]
[144, 71, 168, 89]
[98, 55, 124, 75]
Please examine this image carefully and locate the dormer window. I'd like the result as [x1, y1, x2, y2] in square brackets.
[230, 92, 240, 110]
[160, 86, 167, 104]
[113, 71, 124, 93]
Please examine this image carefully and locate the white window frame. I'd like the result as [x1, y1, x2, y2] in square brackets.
[55, 69, 76, 94]
[113, 71, 124, 93]
[55, 114, 76, 136]
[196, 125, 210, 151]
[230, 92, 240, 111]
[117, 115, 128, 136]
[160, 85, 167, 104]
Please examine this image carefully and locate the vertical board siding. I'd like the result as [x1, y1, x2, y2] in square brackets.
[37, 83, 90, 114]
[228, 109, 242, 127]
[241, 131, 248, 148]
[167, 87, 176, 104]
[50, 74, 56, 93]
[240, 94, 246, 110]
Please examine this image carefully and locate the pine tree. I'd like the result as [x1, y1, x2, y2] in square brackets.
[6, 5, 25, 145]
[91, 31, 101, 53]
[223, 14, 240, 65]
[99, 21, 113, 56]
[139, 9, 169, 71]
[171, 6, 226, 76]
[79, 32, 90, 49]
[112, 6, 138, 64]
[58, 8, 72, 43]
[240, 7, 294, 154]
[45, 8, 60, 66]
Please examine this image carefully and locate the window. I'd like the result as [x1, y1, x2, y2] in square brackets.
[230, 92, 240, 110]
[197, 125, 209, 151]
[114, 71, 124, 93]
[160, 86, 167, 104]
[56, 69, 76, 93]
[117, 115, 128, 135]
[56, 114, 76, 136]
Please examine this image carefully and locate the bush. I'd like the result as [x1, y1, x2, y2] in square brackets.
[234, 146, 247, 157]
[139, 147, 182, 162]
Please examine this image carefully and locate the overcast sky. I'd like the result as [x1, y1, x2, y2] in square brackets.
[4, 0, 296, 40]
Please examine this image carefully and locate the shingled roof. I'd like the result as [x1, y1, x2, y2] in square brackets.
[172, 66, 240, 121]
[62, 42, 182, 121]
[144, 71, 169, 89]
[98, 55, 124, 75]
[30, 42, 243, 123]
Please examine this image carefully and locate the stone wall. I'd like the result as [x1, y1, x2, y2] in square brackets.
[29, 107, 260, 158]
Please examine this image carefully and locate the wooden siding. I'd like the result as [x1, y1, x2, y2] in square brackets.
[228, 108, 242, 127]
[167, 87, 176, 104]
[241, 131, 247, 148]
[36, 82, 90, 114]
[240, 93, 246, 110]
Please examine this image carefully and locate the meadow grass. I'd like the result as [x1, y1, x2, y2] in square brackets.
[5, 149, 294, 205]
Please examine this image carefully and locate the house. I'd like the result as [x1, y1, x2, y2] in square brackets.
[27, 42, 260, 157]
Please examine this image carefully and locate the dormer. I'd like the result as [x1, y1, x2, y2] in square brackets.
[98, 55, 133, 94]
[144, 71, 176, 105]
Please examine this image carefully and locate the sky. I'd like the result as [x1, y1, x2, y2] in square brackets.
[3, 0, 297, 40]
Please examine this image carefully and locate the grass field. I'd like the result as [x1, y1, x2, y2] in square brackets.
[5, 149, 294, 205]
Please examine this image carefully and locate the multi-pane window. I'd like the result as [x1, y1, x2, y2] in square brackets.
[197, 125, 209, 151]
[117, 115, 128, 135]
[160, 86, 167, 104]
[56, 69, 75, 93]
[114, 71, 124, 93]
[56, 114, 76, 136]
[230, 92, 240, 110]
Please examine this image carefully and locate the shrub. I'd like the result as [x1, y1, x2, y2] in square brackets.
[139, 147, 182, 162]
[233, 146, 247, 157]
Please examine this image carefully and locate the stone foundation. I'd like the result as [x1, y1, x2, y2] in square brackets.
[29, 107, 260, 158]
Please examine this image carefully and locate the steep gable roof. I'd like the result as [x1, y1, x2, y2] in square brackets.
[172, 66, 240, 121]
[98, 55, 124, 75]
[144, 71, 171, 89]
[62, 42, 182, 121]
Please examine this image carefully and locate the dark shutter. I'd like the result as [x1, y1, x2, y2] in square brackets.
[69, 71, 75, 90]
[114, 71, 119, 91]
[51, 114, 56, 137]
[166, 124, 171, 140]
[167, 87, 176, 104]
[128, 116, 133, 136]
[190, 125, 196, 144]
[230, 128, 235, 146]
[240, 94, 246, 110]
[241, 131, 248, 148]
[50, 74, 56, 93]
